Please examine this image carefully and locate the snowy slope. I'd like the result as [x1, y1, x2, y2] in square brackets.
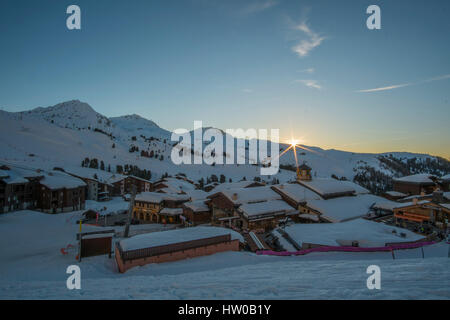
[0, 100, 445, 184]
[0, 210, 448, 299]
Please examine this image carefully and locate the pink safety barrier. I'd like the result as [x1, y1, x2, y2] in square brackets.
[256, 241, 437, 256]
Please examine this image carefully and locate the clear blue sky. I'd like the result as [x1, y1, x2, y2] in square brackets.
[1, 0, 449, 158]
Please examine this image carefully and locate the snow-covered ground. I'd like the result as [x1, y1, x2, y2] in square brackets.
[0, 209, 449, 299]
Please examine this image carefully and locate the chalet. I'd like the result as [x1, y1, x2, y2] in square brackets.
[37, 171, 86, 213]
[125, 175, 152, 194]
[115, 226, 243, 273]
[0, 165, 43, 213]
[152, 177, 196, 194]
[133, 192, 189, 223]
[236, 199, 297, 231]
[271, 183, 322, 209]
[182, 200, 211, 225]
[393, 200, 450, 230]
[207, 186, 284, 230]
[392, 174, 437, 195]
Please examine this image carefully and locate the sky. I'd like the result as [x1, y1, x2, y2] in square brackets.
[0, 0, 449, 159]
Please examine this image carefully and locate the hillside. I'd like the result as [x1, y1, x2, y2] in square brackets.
[1, 100, 449, 191]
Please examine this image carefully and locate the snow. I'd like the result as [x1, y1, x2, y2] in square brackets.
[305, 194, 386, 223]
[298, 178, 359, 198]
[135, 192, 190, 203]
[441, 174, 450, 181]
[0, 209, 448, 299]
[0, 100, 441, 187]
[64, 166, 127, 185]
[155, 178, 196, 193]
[272, 183, 323, 203]
[372, 199, 407, 211]
[211, 181, 263, 192]
[385, 191, 408, 197]
[238, 200, 296, 219]
[298, 213, 319, 221]
[440, 203, 450, 210]
[394, 173, 436, 184]
[119, 226, 244, 251]
[183, 200, 209, 212]
[284, 218, 424, 247]
[40, 171, 86, 190]
[211, 186, 281, 205]
[183, 189, 209, 200]
[84, 197, 129, 216]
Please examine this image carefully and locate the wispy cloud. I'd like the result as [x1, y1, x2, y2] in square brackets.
[298, 67, 315, 74]
[357, 74, 450, 93]
[292, 21, 325, 57]
[241, 0, 278, 15]
[296, 79, 322, 89]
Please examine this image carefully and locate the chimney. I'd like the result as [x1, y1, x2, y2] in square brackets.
[279, 185, 284, 189]
[232, 193, 238, 200]
[412, 198, 418, 205]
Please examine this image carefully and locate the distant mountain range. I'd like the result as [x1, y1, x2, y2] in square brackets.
[1, 100, 449, 193]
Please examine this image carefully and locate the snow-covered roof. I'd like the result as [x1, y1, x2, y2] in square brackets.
[183, 189, 209, 200]
[0, 166, 43, 185]
[441, 174, 450, 181]
[154, 177, 196, 193]
[238, 200, 296, 219]
[40, 171, 86, 190]
[211, 181, 264, 192]
[393, 173, 436, 184]
[272, 183, 322, 204]
[297, 179, 358, 198]
[441, 203, 450, 210]
[210, 186, 281, 205]
[64, 166, 127, 185]
[385, 191, 408, 197]
[284, 218, 424, 247]
[298, 213, 319, 221]
[183, 200, 210, 212]
[135, 192, 190, 204]
[305, 194, 385, 223]
[119, 226, 243, 251]
[443, 192, 450, 200]
[159, 207, 183, 216]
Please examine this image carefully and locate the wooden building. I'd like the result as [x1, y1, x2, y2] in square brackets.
[125, 175, 152, 194]
[206, 186, 285, 230]
[182, 200, 212, 225]
[133, 192, 189, 223]
[37, 171, 86, 214]
[0, 165, 43, 213]
[392, 174, 437, 196]
[393, 200, 450, 230]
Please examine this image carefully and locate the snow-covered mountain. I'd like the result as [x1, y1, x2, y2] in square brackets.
[0, 100, 448, 188]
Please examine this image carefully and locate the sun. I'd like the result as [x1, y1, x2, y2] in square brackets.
[289, 139, 299, 147]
